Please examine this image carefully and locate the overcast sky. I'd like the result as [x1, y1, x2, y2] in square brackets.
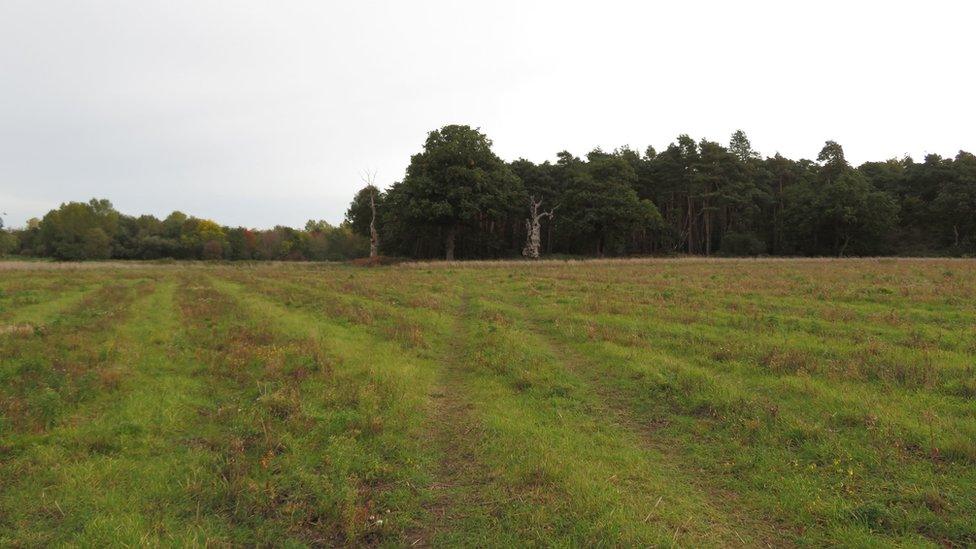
[1, 1, 974, 229]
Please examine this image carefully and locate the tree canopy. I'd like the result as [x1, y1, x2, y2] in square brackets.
[7, 200, 367, 261]
[6, 126, 975, 260]
[380, 125, 523, 259]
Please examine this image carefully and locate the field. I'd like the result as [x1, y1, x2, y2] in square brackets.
[1, 259, 975, 547]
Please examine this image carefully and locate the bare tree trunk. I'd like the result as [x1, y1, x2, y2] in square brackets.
[523, 219, 536, 258]
[774, 176, 785, 254]
[369, 190, 379, 258]
[704, 199, 712, 256]
[546, 220, 553, 254]
[839, 233, 851, 257]
[361, 170, 380, 259]
[521, 196, 554, 259]
[445, 225, 457, 261]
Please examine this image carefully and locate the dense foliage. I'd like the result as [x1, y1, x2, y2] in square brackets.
[3, 125, 974, 260]
[3, 201, 367, 261]
[349, 126, 976, 259]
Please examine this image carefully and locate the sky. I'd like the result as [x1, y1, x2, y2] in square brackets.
[1, 1, 974, 229]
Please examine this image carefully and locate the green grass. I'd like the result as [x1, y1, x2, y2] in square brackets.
[1, 259, 974, 546]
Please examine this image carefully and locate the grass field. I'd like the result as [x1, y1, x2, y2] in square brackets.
[1, 259, 975, 547]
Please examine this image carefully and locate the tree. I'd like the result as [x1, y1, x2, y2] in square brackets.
[368, 194, 378, 258]
[510, 159, 559, 207]
[386, 125, 524, 260]
[346, 172, 383, 258]
[15, 134, 973, 261]
[162, 211, 188, 239]
[819, 171, 899, 256]
[729, 130, 758, 163]
[82, 228, 112, 259]
[817, 140, 848, 184]
[755, 153, 808, 254]
[932, 152, 976, 251]
[522, 196, 554, 259]
[223, 227, 251, 260]
[38, 199, 120, 260]
[304, 220, 369, 260]
[556, 149, 661, 256]
[780, 177, 822, 255]
[644, 135, 702, 253]
[180, 218, 227, 259]
[694, 139, 741, 255]
[510, 159, 560, 254]
[0, 230, 17, 257]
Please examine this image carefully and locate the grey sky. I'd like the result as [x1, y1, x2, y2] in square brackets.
[2, 1, 974, 229]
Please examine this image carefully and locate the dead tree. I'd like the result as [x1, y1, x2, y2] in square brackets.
[361, 171, 380, 258]
[522, 196, 554, 259]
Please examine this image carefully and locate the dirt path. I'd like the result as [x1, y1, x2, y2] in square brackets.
[514, 310, 793, 547]
[405, 292, 499, 547]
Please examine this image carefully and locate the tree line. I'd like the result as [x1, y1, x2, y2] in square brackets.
[348, 126, 975, 259]
[1, 200, 367, 261]
[2, 125, 974, 260]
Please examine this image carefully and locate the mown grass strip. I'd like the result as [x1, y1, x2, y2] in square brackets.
[0, 281, 103, 330]
[196, 274, 436, 545]
[235, 268, 783, 545]
[480, 270, 976, 546]
[518, 283, 976, 458]
[0, 279, 159, 544]
[0, 279, 149, 434]
[0, 280, 214, 545]
[451, 289, 788, 546]
[3, 261, 973, 546]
